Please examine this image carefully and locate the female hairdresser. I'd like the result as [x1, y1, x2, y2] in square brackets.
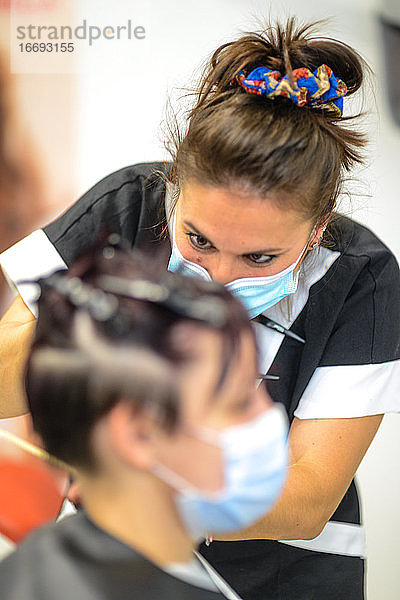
[0, 245, 287, 600]
[1, 18, 399, 600]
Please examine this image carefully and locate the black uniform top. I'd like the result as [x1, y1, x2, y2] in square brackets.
[1, 162, 399, 600]
[0, 510, 236, 600]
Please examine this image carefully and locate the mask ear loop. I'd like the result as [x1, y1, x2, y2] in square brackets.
[307, 204, 336, 253]
[293, 231, 315, 275]
[312, 224, 328, 249]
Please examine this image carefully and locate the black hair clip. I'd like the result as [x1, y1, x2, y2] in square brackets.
[18, 267, 229, 331]
[33, 272, 129, 336]
[97, 275, 228, 328]
[37, 272, 117, 320]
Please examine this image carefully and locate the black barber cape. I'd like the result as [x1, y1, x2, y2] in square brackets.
[0, 511, 235, 600]
[2, 162, 399, 600]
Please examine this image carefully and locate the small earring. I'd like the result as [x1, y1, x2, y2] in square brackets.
[312, 241, 319, 250]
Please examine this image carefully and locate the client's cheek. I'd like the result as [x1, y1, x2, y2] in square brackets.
[158, 434, 224, 494]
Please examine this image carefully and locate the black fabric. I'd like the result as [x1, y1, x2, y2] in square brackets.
[44, 162, 171, 265]
[262, 214, 400, 530]
[199, 540, 364, 600]
[37, 163, 400, 600]
[0, 511, 227, 600]
[266, 214, 400, 421]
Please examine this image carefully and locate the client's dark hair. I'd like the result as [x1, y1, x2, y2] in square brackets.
[25, 243, 252, 472]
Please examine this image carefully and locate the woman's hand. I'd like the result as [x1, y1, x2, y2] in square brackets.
[0, 296, 36, 418]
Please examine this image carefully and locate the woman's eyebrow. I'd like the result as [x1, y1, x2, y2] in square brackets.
[183, 220, 284, 254]
[184, 221, 214, 243]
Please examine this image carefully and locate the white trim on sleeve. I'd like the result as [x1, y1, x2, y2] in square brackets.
[0, 230, 67, 317]
[294, 361, 400, 419]
[279, 520, 365, 558]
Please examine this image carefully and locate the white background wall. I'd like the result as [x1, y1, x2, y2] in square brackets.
[13, 0, 400, 597]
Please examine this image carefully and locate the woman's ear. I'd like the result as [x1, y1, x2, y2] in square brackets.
[307, 206, 336, 250]
[307, 224, 325, 250]
[106, 401, 157, 471]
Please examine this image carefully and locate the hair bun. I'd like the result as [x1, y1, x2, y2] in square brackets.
[205, 18, 365, 102]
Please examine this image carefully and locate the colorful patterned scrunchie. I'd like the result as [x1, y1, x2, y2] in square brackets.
[234, 64, 347, 116]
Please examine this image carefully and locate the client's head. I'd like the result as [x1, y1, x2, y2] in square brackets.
[25, 242, 287, 540]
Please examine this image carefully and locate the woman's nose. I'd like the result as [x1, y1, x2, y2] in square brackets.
[208, 256, 237, 285]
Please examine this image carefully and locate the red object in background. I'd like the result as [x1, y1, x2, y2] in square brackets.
[0, 458, 64, 543]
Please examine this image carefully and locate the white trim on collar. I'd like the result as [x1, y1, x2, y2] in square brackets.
[254, 246, 341, 377]
[0, 532, 16, 561]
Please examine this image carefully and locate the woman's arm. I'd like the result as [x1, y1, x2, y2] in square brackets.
[223, 234, 399, 542]
[217, 413, 383, 541]
[0, 296, 36, 418]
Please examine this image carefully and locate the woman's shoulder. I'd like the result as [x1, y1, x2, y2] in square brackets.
[330, 214, 397, 263]
[42, 161, 172, 263]
[80, 161, 172, 200]
[326, 215, 400, 293]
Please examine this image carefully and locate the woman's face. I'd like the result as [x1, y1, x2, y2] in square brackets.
[151, 325, 271, 493]
[174, 181, 317, 284]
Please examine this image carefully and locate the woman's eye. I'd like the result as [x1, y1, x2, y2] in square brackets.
[247, 253, 275, 265]
[186, 233, 212, 250]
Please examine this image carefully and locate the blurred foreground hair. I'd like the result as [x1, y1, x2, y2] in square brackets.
[25, 241, 252, 472]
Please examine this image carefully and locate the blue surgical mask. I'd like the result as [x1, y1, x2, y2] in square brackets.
[167, 234, 304, 319]
[152, 405, 288, 539]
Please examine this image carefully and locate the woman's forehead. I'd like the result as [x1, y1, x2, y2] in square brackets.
[177, 182, 312, 252]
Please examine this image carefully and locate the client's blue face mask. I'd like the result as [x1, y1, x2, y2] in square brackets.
[152, 405, 288, 539]
[168, 234, 303, 319]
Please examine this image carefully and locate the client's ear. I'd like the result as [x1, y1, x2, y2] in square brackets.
[106, 401, 156, 471]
